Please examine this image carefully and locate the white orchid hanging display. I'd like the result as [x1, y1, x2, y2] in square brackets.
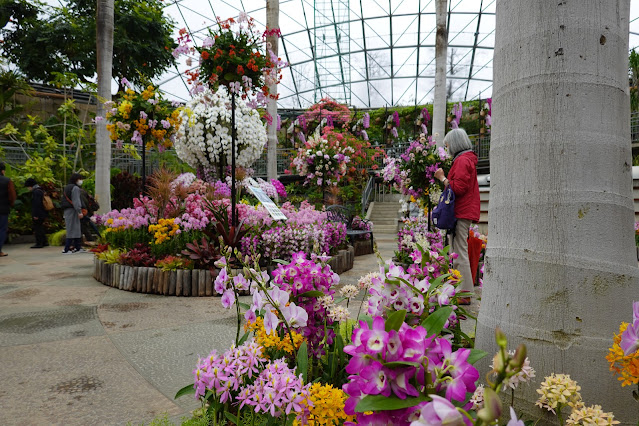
[173, 86, 267, 177]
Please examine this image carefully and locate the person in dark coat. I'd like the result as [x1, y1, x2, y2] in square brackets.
[434, 128, 481, 305]
[60, 173, 86, 254]
[0, 161, 17, 257]
[80, 188, 100, 243]
[25, 178, 49, 248]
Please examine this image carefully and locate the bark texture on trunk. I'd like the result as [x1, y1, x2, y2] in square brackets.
[476, 1, 639, 422]
[266, 0, 280, 180]
[433, 0, 448, 147]
[95, 0, 114, 213]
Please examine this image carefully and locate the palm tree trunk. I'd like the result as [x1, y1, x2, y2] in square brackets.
[432, 0, 448, 147]
[95, 0, 114, 213]
[266, 0, 280, 180]
[476, 0, 638, 422]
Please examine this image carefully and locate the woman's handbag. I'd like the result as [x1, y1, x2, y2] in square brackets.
[431, 186, 457, 230]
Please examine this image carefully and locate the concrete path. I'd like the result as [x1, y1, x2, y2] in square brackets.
[0, 234, 480, 425]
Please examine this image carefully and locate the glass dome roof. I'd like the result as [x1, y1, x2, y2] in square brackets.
[155, 0, 639, 108]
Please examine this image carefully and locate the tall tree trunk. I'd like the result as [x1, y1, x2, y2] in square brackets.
[266, 0, 279, 180]
[95, 0, 114, 213]
[476, 0, 638, 422]
[432, 0, 448, 147]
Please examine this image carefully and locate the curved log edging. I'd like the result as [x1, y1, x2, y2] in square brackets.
[93, 245, 355, 296]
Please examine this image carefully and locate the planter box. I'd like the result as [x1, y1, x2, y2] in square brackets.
[92, 249, 356, 296]
[353, 239, 374, 256]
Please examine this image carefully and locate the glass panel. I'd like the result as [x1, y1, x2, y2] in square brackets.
[394, 48, 419, 77]
[392, 15, 419, 47]
[362, 17, 391, 49]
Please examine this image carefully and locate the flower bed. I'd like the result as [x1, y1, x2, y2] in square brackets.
[169, 239, 629, 426]
[92, 246, 354, 296]
[92, 171, 354, 295]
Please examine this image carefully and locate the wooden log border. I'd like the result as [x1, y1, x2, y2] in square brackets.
[93, 246, 355, 296]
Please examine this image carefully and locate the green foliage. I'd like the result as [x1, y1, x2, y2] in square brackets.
[104, 227, 151, 249]
[111, 171, 142, 210]
[48, 229, 66, 246]
[1, 0, 176, 88]
[155, 255, 194, 271]
[0, 69, 33, 125]
[355, 100, 487, 146]
[96, 247, 124, 264]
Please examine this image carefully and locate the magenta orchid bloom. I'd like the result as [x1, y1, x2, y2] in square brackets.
[361, 361, 393, 397]
[437, 339, 479, 402]
[361, 317, 389, 354]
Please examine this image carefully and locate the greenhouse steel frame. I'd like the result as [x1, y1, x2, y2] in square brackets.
[161, 0, 497, 108]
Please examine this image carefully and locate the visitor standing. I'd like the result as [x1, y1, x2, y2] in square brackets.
[80, 187, 100, 243]
[0, 162, 17, 257]
[434, 128, 480, 305]
[60, 173, 86, 254]
[25, 178, 49, 249]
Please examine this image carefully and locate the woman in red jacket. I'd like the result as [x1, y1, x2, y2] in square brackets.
[434, 129, 480, 304]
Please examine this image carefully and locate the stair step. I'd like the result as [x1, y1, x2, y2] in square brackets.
[369, 219, 398, 225]
[374, 225, 398, 233]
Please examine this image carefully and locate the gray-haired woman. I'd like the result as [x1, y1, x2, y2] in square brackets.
[60, 173, 86, 254]
[434, 128, 480, 304]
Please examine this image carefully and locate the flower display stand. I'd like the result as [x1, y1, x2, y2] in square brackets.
[93, 246, 354, 296]
[353, 239, 374, 256]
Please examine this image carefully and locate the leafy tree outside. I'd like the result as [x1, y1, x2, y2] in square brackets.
[0, 0, 176, 91]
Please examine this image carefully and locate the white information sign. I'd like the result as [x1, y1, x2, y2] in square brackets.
[248, 186, 287, 220]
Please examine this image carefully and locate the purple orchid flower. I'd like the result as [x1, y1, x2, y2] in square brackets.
[360, 361, 393, 397]
[263, 310, 280, 334]
[221, 289, 235, 308]
[422, 107, 431, 122]
[411, 395, 467, 426]
[361, 316, 389, 354]
[621, 322, 639, 355]
[507, 407, 525, 426]
[393, 110, 400, 127]
[363, 112, 370, 128]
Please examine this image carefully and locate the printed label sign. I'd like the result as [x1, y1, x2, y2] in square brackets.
[248, 186, 287, 220]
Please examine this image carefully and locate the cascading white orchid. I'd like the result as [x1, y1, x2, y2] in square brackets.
[173, 86, 267, 175]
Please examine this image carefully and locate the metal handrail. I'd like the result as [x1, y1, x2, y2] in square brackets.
[361, 175, 375, 216]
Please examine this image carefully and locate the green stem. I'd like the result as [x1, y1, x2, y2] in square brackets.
[557, 403, 564, 426]
[458, 408, 475, 425]
[233, 279, 241, 345]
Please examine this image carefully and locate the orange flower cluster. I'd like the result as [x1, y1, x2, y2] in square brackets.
[173, 15, 283, 102]
[134, 118, 149, 136]
[606, 322, 639, 387]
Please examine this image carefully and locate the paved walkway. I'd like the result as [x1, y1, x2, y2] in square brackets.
[0, 234, 479, 425]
